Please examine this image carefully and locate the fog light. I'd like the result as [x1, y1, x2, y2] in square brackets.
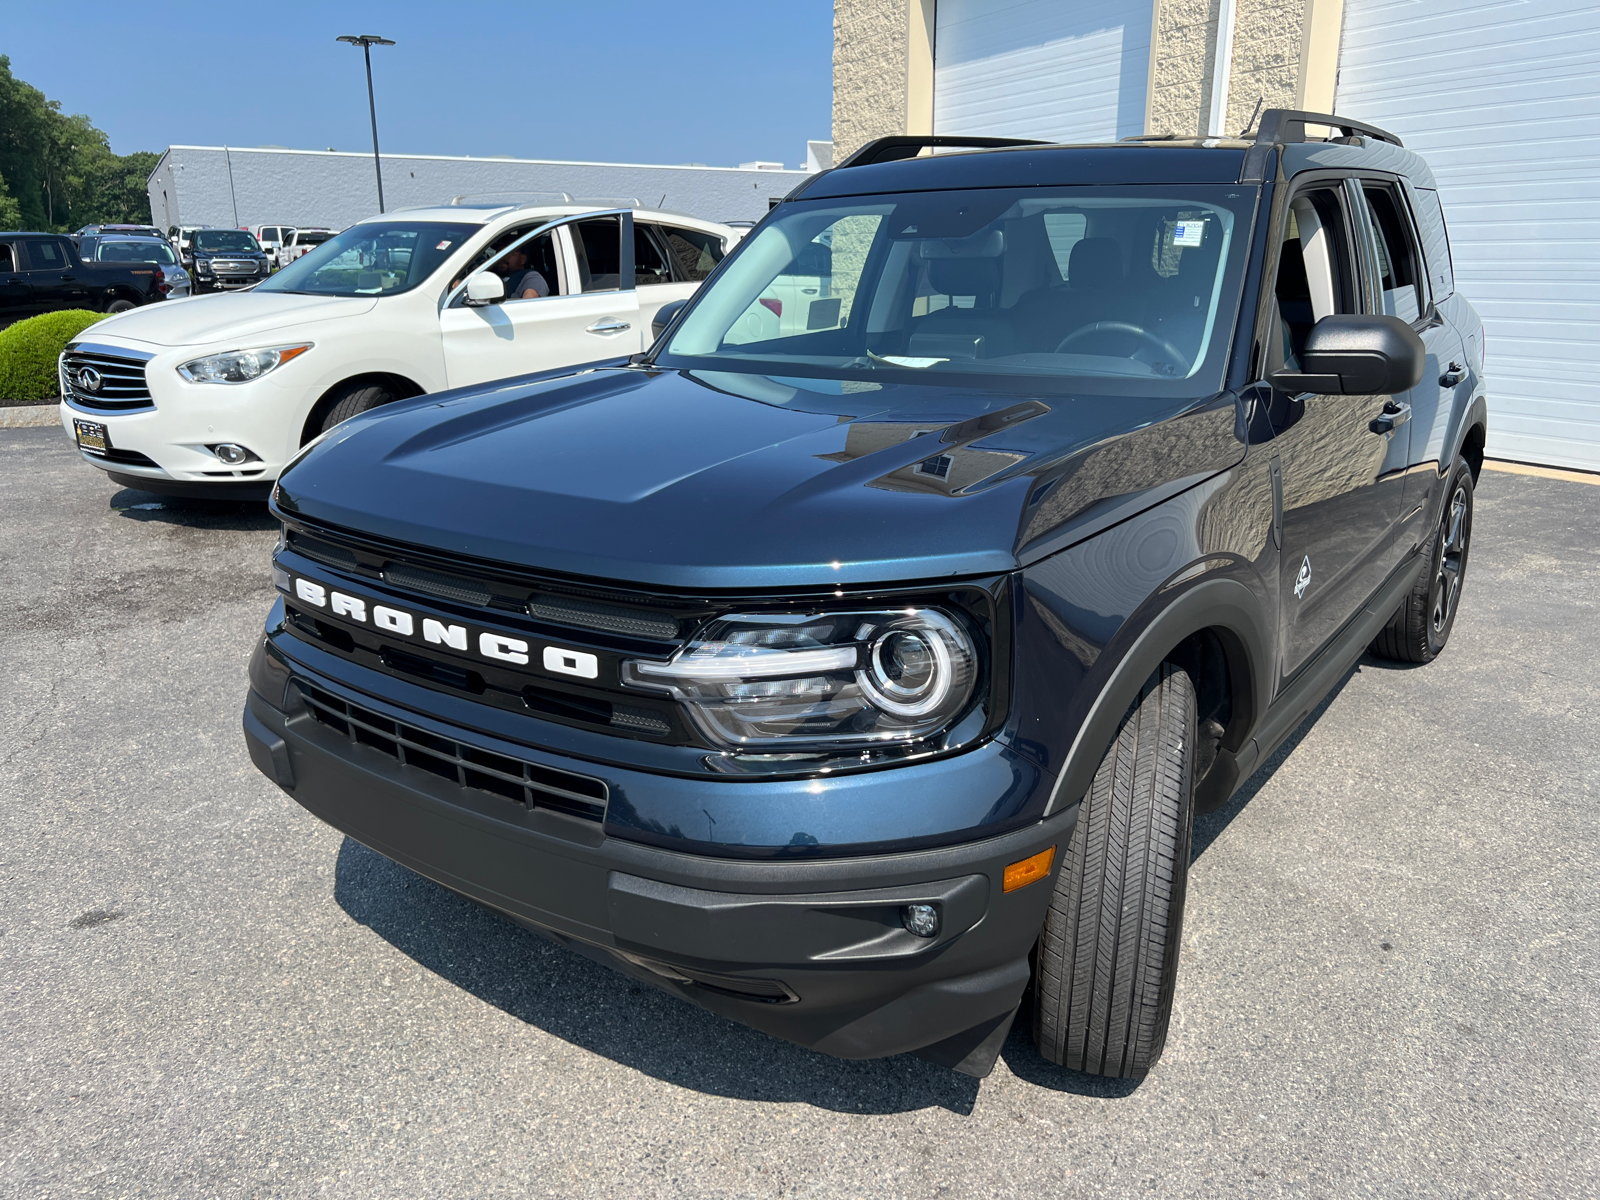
[213, 443, 250, 465]
[902, 904, 939, 938]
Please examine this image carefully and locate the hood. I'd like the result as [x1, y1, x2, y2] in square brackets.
[274, 367, 1244, 591]
[89, 292, 378, 347]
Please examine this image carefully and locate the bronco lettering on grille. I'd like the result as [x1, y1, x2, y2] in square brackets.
[283, 571, 602, 681]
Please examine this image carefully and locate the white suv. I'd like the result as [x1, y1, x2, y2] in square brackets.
[59, 203, 734, 498]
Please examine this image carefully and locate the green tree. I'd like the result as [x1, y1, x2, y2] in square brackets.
[0, 55, 158, 231]
[0, 168, 23, 229]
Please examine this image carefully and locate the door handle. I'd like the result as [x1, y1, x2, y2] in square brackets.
[585, 318, 632, 335]
[1370, 399, 1411, 435]
[1439, 361, 1465, 387]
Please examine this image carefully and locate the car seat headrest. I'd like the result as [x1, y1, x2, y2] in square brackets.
[930, 255, 1001, 299]
[920, 230, 1004, 258]
[1068, 237, 1123, 288]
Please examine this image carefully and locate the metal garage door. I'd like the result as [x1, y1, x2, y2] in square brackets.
[1337, 0, 1600, 471]
[934, 0, 1151, 143]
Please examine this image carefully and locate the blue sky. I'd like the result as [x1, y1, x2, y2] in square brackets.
[4, 1, 833, 167]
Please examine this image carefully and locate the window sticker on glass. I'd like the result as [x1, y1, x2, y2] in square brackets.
[1172, 220, 1205, 247]
[435, 240, 453, 250]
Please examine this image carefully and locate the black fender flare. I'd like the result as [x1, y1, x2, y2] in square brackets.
[1042, 576, 1274, 816]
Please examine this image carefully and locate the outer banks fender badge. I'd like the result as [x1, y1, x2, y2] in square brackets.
[1293, 555, 1312, 599]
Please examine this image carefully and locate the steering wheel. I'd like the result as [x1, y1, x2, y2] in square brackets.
[1055, 321, 1188, 373]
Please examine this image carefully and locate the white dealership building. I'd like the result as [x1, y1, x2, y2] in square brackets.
[145, 142, 832, 234]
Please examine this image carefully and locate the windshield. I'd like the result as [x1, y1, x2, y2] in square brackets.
[194, 231, 260, 252]
[660, 185, 1257, 394]
[257, 221, 476, 297]
[96, 240, 177, 265]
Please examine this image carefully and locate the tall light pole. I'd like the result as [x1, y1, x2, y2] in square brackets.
[336, 34, 395, 213]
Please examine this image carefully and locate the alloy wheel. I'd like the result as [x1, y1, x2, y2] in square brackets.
[1430, 483, 1469, 634]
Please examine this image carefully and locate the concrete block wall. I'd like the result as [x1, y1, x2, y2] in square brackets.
[833, 0, 913, 160]
[1226, 0, 1308, 133]
[1149, 0, 1307, 136]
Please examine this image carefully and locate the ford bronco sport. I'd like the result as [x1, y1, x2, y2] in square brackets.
[243, 111, 1487, 1080]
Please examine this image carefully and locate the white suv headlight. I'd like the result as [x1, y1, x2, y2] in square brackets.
[177, 343, 312, 384]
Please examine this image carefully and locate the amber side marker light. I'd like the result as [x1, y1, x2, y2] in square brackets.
[1003, 846, 1055, 893]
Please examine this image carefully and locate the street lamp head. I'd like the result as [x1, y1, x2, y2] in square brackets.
[337, 34, 395, 47]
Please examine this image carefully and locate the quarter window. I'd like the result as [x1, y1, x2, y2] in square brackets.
[1360, 184, 1425, 322]
[661, 225, 725, 282]
[1410, 188, 1455, 300]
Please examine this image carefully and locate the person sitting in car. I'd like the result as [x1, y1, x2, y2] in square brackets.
[493, 247, 549, 300]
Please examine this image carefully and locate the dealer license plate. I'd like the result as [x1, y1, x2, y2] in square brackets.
[73, 419, 109, 455]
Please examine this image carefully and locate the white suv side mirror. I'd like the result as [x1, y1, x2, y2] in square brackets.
[464, 272, 505, 307]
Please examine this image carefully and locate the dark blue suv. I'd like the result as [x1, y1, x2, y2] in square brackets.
[244, 110, 1487, 1080]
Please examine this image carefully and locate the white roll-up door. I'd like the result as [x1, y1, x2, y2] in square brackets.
[934, 0, 1152, 143]
[1337, 0, 1600, 471]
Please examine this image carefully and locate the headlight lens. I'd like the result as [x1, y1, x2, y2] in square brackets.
[177, 343, 311, 384]
[622, 608, 978, 752]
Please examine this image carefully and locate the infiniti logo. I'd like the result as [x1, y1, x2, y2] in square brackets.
[75, 366, 103, 393]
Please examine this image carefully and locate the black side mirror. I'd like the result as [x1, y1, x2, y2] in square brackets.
[1271, 314, 1425, 395]
[651, 298, 690, 342]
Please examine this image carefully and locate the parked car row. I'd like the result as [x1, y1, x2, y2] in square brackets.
[1, 231, 183, 321]
[58, 201, 736, 496]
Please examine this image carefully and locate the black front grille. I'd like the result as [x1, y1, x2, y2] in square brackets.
[295, 681, 608, 821]
[283, 524, 693, 645]
[62, 345, 155, 413]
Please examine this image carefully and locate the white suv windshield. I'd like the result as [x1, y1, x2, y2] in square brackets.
[661, 186, 1256, 394]
[257, 222, 476, 297]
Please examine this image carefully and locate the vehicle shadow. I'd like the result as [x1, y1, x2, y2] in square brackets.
[333, 837, 983, 1115]
[331, 662, 1365, 1110]
[109, 486, 278, 531]
[1192, 660, 1360, 860]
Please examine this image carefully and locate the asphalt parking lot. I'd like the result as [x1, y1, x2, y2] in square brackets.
[2, 424, 1596, 1199]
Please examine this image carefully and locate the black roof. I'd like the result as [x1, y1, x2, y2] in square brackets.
[791, 109, 1433, 202]
[797, 143, 1253, 200]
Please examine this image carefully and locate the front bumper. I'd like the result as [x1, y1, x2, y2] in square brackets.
[243, 638, 1069, 1075]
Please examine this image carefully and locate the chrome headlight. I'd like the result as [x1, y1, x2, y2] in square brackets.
[177, 343, 312, 384]
[622, 608, 979, 752]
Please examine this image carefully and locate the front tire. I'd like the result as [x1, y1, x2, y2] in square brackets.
[1369, 458, 1474, 664]
[317, 380, 398, 435]
[1032, 663, 1196, 1078]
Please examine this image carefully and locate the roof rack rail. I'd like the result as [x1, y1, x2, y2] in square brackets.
[835, 135, 1050, 170]
[1251, 109, 1403, 148]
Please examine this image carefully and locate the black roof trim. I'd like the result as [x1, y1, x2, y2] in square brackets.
[1251, 109, 1403, 148]
[835, 135, 1049, 170]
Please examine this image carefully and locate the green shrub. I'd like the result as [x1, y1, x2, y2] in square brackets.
[0, 310, 108, 401]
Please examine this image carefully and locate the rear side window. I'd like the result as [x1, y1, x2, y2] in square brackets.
[25, 240, 68, 270]
[634, 224, 673, 286]
[661, 225, 725, 282]
[0, 243, 13, 272]
[1360, 184, 1425, 322]
[1410, 187, 1455, 300]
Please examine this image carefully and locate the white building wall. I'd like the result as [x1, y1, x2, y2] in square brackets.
[147, 146, 811, 232]
[934, 0, 1153, 142]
